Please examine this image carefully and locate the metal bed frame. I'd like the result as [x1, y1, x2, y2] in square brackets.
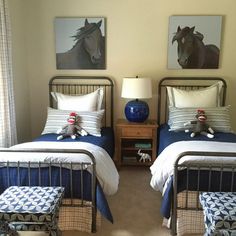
[172, 152, 236, 235]
[157, 77, 236, 235]
[0, 75, 114, 233]
[0, 149, 96, 230]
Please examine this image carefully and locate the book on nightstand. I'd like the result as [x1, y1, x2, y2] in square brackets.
[134, 143, 152, 149]
[122, 156, 137, 162]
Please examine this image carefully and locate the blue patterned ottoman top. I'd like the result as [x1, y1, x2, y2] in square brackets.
[199, 192, 236, 231]
[0, 186, 64, 222]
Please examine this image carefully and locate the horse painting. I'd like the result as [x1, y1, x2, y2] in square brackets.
[56, 19, 105, 69]
[172, 26, 220, 69]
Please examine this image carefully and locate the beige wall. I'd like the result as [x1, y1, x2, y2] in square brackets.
[9, 0, 236, 140]
[9, 0, 31, 142]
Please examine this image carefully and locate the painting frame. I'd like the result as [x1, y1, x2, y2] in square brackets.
[167, 15, 222, 69]
[55, 17, 106, 70]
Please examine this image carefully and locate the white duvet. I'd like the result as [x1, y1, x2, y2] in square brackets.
[0, 141, 119, 196]
[150, 141, 236, 193]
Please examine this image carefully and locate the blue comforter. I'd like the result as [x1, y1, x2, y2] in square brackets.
[158, 124, 236, 219]
[0, 127, 115, 223]
[158, 124, 236, 155]
[34, 127, 114, 158]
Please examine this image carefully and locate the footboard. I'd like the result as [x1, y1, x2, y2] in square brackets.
[0, 148, 97, 232]
[171, 151, 236, 236]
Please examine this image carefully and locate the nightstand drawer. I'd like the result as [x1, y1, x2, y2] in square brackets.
[121, 127, 152, 137]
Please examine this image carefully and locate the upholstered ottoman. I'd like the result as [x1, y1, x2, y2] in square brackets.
[0, 186, 64, 236]
[199, 192, 236, 236]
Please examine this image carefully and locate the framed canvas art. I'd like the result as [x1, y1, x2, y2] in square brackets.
[55, 17, 105, 69]
[167, 15, 222, 69]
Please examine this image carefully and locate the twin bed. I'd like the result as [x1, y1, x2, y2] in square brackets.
[0, 76, 119, 233]
[150, 77, 236, 235]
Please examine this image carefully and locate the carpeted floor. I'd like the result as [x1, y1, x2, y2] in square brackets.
[63, 166, 170, 236]
[18, 167, 170, 236]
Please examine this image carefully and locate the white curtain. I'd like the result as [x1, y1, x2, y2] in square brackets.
[0, 0, 17, 147]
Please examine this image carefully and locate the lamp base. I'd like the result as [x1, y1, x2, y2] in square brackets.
[124, 99, 149, 122]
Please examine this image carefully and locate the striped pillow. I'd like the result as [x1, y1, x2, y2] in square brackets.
[41, 107, 104, 137]
[168, 106, 233, 133]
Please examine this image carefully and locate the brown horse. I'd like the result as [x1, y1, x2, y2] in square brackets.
[56, 19, 105, 69]
[172, 26, 219, 69]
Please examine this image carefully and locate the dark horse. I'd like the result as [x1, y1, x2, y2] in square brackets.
[56, 19, 105, 69]
[172, 26, 219, 69]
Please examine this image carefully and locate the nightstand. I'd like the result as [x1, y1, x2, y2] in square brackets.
[115, 119, 158, 167]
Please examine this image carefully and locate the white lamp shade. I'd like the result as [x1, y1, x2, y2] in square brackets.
[121, 77, 152, 99]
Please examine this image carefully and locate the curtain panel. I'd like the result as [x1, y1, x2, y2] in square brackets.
[0, 0, 17, 147]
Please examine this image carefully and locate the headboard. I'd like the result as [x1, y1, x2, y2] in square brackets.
[49, 76, 114, 128]
[157, 77, 227, 125]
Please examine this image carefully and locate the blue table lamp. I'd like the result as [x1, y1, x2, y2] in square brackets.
[121, 77, 152, 122]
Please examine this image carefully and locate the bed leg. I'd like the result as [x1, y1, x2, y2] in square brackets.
[91, 206, 97, 233]
[171, 217, 177, 235]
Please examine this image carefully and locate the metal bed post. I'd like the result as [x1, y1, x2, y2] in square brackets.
[172, 157, 178, 235]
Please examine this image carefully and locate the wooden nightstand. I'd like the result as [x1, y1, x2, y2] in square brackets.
[115, 119, 158, 167]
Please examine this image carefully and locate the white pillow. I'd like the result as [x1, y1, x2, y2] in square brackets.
[51, 88, 104, 111]
[167, 82, 223, 108]
[168, 106, 233, 133]
[41, 107, 104, 137]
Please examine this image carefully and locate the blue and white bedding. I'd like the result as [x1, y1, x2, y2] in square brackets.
[0, 128, 118, 223]
[157, 124, 236, 155]
[34, 127, 114, 158]
[150, 124, 236, 218]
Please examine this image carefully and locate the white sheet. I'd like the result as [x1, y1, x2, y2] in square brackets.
[150, 141, 236, 193]
[0, 141, 119, 196]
